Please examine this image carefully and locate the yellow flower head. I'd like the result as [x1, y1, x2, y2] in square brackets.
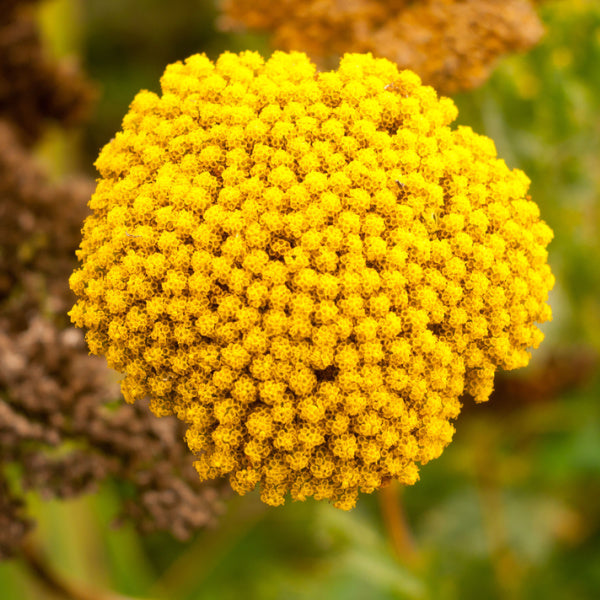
[70, 51, 554, 510]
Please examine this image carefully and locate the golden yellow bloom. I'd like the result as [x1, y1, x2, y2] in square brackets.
[71, 51, 554, 510]
[220, 0, 544, 94]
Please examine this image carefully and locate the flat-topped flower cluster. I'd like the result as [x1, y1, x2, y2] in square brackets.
[70, 51, 554, 509]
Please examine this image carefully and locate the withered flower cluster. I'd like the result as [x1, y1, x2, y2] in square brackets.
[0, 1, 226, 561]
[0, 0, 94, 146]
[219, 0, 544, 94]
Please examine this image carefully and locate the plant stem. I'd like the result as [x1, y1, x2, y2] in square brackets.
[378, 481, 419, 567]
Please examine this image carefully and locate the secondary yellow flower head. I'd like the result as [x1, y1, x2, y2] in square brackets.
[70, 51, 554, 510]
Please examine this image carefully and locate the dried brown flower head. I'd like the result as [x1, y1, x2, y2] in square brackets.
[0, 121, 228, 556]
[0, 0, 94, 145]
[220, 0, 544, 94]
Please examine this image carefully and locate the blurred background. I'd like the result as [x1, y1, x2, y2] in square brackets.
[0, 0, 599, 598]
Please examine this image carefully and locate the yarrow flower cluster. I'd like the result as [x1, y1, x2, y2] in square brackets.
[70, 51, 554, 509]
[219, 0, 544, 94]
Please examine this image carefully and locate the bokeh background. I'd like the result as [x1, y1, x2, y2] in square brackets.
[1, 0, 599, 598]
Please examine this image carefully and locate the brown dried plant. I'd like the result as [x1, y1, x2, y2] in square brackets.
[0, 0, 94, 145]
[219, 0, 544, 94]
[0, 1, 227, 561]
[0, 120, 228, 559]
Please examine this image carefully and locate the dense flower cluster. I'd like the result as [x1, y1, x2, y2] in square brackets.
[219, 0, 544, 94]
[71, 51, 554, 509]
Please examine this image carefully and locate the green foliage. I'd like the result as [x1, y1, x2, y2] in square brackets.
[1, 0, 598, 598]
[454, 0, 600, 347]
